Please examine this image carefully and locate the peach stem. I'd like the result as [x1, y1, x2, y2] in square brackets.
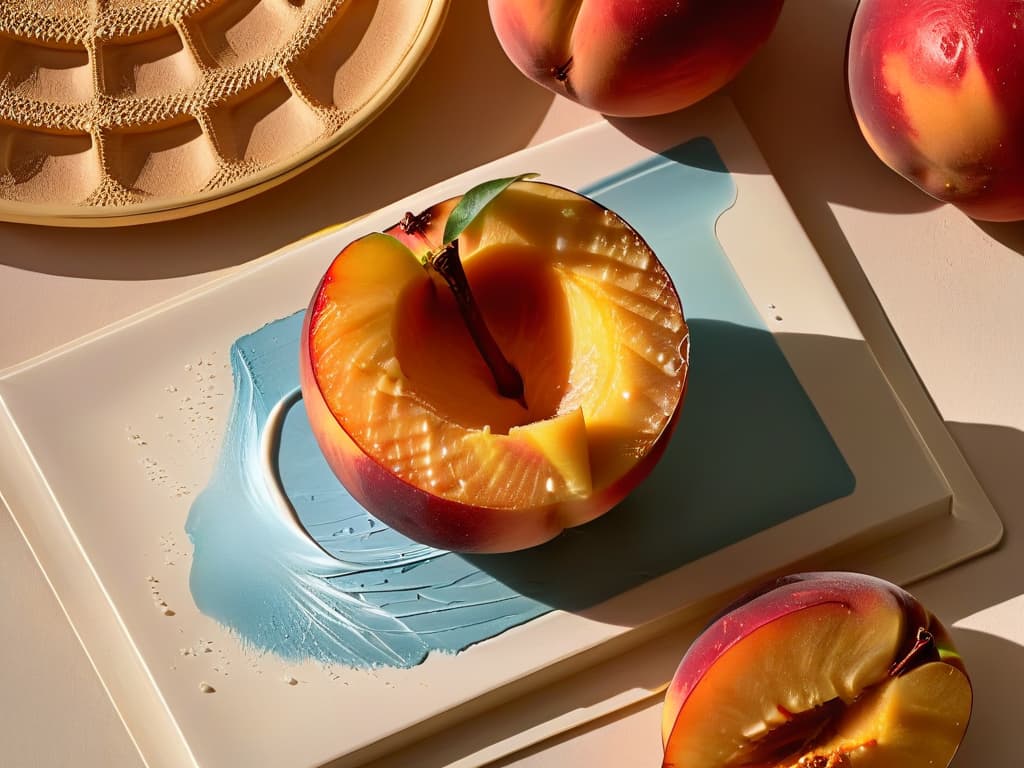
[430, 242, 527, 407]
[551, 57, 573, 82]
[888, 628, 934, 677]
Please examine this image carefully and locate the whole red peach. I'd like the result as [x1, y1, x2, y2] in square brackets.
[848, 0, 1024, 220]
[487, 0, 785, 117]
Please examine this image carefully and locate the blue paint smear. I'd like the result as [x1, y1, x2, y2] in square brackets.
[186, 138, 856, 668]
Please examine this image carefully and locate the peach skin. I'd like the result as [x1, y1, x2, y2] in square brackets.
[848, 0, 1024, 220]
[488, 0, 785, 117]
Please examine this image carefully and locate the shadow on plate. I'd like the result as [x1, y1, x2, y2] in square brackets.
[463, 320, 855, 622]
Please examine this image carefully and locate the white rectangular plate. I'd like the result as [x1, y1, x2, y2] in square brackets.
[0, 95, 1001, 768]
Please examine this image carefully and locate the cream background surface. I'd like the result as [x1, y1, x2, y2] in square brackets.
[1, 2, 1021, 766]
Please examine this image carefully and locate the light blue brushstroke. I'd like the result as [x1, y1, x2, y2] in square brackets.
[186, 138, 855, 668]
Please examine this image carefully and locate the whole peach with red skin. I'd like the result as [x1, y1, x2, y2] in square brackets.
[487, 0, 785, 117]
[848, 0, 1024, 220]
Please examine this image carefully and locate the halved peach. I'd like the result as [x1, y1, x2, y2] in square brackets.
[300, 180, 688, 552]
[662, 572, 972, 768]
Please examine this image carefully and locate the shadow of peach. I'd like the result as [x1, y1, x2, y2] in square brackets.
[973, 219, 1024, 256]
[463, 320, 855, 621]
[0, 3, 554, 280]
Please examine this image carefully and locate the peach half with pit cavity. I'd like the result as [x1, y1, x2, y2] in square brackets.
[300, 179, 689, 553]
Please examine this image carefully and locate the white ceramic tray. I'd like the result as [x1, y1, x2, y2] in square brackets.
[0, 95, 1001, 768]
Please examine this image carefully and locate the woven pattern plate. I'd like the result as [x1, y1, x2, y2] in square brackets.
[0, 0, 447, 226]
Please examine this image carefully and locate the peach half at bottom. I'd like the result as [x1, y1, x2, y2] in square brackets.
[663, 572, 972, 768]
[300, 181, 689, 553]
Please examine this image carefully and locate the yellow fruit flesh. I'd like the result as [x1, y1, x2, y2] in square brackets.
[461, 184, 688, 485]
[664, 604, 903, 767]
[310, 184, 686, 510]
[795, 662, 971, 768]
[663, 602, 971, 768]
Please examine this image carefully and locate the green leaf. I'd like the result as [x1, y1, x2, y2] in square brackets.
[442, 173, 538, 247]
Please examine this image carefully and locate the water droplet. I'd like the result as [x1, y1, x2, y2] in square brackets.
[284, 676, 299, 686]
[162, 607, 176, 616]
[199, 682, 215, 693]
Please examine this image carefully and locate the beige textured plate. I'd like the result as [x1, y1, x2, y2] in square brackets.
[0, 0, 448, 226]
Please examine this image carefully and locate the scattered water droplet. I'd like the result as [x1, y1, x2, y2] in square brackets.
[284, 676, 298, 686]
[199, 682, 215, 693]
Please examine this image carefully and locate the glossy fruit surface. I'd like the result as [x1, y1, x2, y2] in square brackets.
[848, 0, 1024, 220]
[663, 572, 972, 768]
[300, 181, 689, 552]
[488, 0, 785, 117]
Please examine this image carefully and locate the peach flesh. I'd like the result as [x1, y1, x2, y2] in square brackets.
[662, 573, 971, 768]
[392, 244, 572, 435]
[301, 181, 688, 552]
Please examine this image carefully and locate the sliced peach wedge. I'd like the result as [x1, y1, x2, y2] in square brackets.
[299, 177, 689, 553]
[662, 572, 972, 768]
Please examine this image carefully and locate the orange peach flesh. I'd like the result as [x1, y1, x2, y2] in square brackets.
[662, 604, 971, 768]
[306, 182, 687, 516]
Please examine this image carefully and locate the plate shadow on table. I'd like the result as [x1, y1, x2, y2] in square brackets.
[0, 2, 554, 280]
